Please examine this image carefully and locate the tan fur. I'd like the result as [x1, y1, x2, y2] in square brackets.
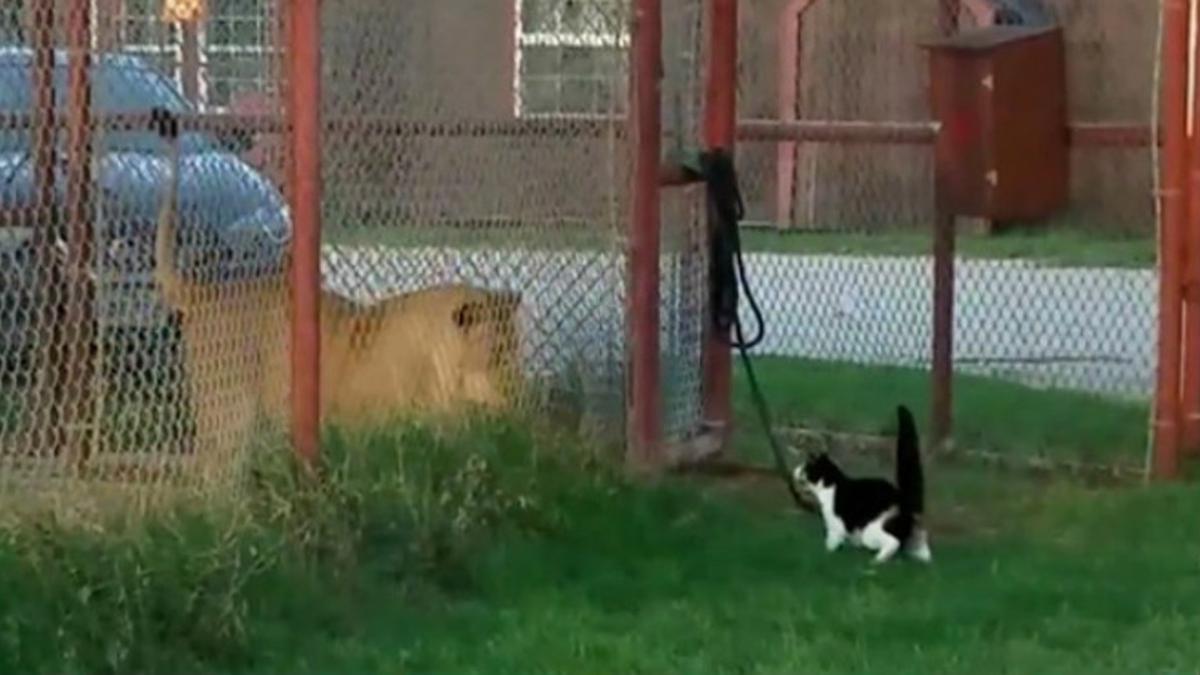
[154, 133, 522, 479]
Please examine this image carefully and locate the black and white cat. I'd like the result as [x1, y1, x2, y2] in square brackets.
[794, 405, 932, 564]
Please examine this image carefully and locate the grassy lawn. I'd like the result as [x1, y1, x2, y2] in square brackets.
[325, 222, 614, 252]
[734, 357, 1150, 468]
[327, 222, 1155, 269]
[740, 228, 1155, 269]
[0, 363, 1180, 674]
[245, 465, 1198, 674]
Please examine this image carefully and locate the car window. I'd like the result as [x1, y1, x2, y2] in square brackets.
[91, 62, 216, 154]
[0, 56, 218, 155]
[0, 62, 29, 110]
[0, 62, 30, 153]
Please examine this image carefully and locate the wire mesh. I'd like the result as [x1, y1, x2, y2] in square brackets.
[737, 0, 1158, 466]
[660, 0, 707, 444]
[0, 0, 289, 499]
[1, 0, 675, 503]
[319, 0, 632, 444]
[0, 0, 1162, 498]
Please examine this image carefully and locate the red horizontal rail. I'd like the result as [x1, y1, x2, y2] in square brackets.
[0, 112, 627, 138]
[0, 112, 1156, 148]
[739, 119, 939, 144]
[1067, 123, 1156, 148]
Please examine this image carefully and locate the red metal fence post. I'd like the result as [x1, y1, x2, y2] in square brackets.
[1153, 0, 1190, 480]
[702, 0, 737, 449]
[774, 0, 816, 228]
[64, 0, 97, 465]
[930, 207, 955, 450]
[1181, 19, 1200, 456]
[27, 0, 61, 456]
[929, 0, 959, 450]
[288, 0, 322, 467]
[628, 0, 664, 469]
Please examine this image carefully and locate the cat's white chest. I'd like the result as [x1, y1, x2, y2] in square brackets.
[811, 484, 848, 549]
[811, 484, 840, 526]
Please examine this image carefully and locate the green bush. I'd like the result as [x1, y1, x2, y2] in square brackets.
[0, 416, 609, 674]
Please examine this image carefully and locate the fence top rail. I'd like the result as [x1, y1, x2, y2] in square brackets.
[0, 112, 629, 138]
[0, 113, 1155, 147]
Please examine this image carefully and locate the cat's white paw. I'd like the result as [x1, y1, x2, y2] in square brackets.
[871, 536, 901, 564]
[825, 533, 845, 552]
[907, 528, 933, 563]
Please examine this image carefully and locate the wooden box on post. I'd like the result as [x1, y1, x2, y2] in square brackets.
[921, 25, 1068, 222]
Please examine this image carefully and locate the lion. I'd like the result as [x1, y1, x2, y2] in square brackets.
[150, 110, 522, 481]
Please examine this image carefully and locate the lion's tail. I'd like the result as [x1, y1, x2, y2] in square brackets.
[152, 107, 189, 308]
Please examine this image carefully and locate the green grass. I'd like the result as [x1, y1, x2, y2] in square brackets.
[734, 357, 1149, 467]
[326, 222, 1155, 269]
[740, 228, 1155, 268]
[0, 418, 586, 673]
[3, 410, 1191, 674]
[245, 464, 1200, 674]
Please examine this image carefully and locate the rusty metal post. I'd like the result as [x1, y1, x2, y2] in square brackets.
[288, 0, 322, 466]
[63, 0, 97, 465]
[28, 0, 60, 456]
[628, 0, 663, 469]
[1153, 0, 1190, 479]
[930, 206, 954, 449]
[929, 0, 959, 449]
[701, 0, 737, 450]
[1181, 16, 1200, 456]
[774, 0, 817, 227]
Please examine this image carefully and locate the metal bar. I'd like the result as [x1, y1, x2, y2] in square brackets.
[930, 205, 955, 450]
[1152, 0, 1190, 480]
[775, 0, 819, 226]
[0, 112, 1157, 147]
[701, 0, 738, 453]
[1183, 21, 1200, 456]
[928, 0, 959, 451]
[63, 0, 97, 467]
[628, 0, 663, 469]
[503, 0, 519, 116]
[28, 0, 60, 458]
[743, 119, 940, 144]
[289, 0, 322, 467]
[1068, 123, 1156, 148]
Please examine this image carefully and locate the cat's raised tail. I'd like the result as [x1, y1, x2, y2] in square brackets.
[895, 405, 924, 518]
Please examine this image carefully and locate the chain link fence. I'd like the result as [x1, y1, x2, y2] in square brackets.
[319, 0, 639, 445]
[0, 0, 291, 501]
[660, 0, 708, 444]
[0, 0, 734, 507]
[0, 0, 1166, 502]
[1, 0, 677, 499]
[736, 0, 1158, 466]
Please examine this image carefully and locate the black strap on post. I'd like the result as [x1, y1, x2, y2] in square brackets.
[697, 147, 815, 515]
